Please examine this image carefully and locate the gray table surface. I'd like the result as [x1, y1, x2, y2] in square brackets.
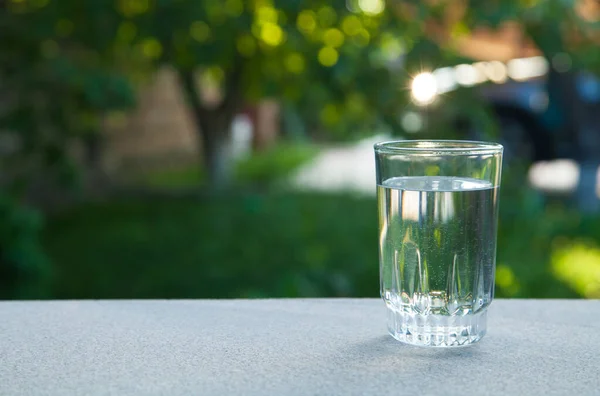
[1, 299, 599, 396]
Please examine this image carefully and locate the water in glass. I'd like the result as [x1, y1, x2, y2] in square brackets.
[378, 175, 499, 346]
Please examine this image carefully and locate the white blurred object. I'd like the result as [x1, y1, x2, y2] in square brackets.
[358, 0, 384, 15]
[230, 114, 253, 160]
[528, 159, 580, 193]
[411, 72, 438, 105]
[472, 62, 490, 84]
[433, 67, 457, 94]
[408, 56, 547, 102]
[507, 56, 548, 81]
[401, 112, 424, 133]
[454, 64, 480, 86]
[291, 135, 389, 195]
[485, 61, 509, 84]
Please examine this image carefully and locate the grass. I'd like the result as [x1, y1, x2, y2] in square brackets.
[44, 192, 378, 299]
[42, 188, 588, 300]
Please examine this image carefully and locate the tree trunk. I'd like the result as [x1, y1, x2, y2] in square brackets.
[178, 69, 236, 188]
[81, 126, 112, 195]
[199, 118, 232, 188]
[83, 132, 104, 176]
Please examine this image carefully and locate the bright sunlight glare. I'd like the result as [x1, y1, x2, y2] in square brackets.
[411, 72, 438, 105]
[358, 0, 385, 15]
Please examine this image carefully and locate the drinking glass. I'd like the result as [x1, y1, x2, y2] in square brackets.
[374, 140, 503, 347]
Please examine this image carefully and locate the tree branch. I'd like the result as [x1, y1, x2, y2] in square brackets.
[218, 55, 244, 116]
[177, 68, 209, 129]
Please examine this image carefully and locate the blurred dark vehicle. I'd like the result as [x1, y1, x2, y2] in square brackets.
[478, 70, 600, 163]
[406, 58, 600, 165]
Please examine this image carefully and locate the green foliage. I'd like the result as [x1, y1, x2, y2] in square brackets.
[43, 187, 587, 300]
[4, 0, 598, 188]
[1, 1, 141, 298]
[495, 202, 581, 299]
[127, 0, 473, 137]
[5, 0, 600, 300]
[137, 166, 207, 189]
[551, 241, 600, 298]
[8, 0, 598, 181]
[0, 0, 138, 193]
[131, 143, 317, 188]
[235, 143, 318, 185]
[40, 166, 589, 300]
[44, 193, 377, 298]
[0, 196, 51, 299]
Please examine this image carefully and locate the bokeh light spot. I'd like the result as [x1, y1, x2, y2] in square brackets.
[380, 34, 404, 60]
[496, 264, 520, 296]
[496, 265, 516, 289]
[317, 6, 337, 27]
[260, 23, 284, 46]
[323, 28, 345, 48]
[320, 103, 341, 125]
[297, 10, 317, 33]
[285, 53, 306, 74]
[190, 21, 211, 43]
[353, 29, 370, 46]
[225, 0, 244, 17]
[507, 56, 548, 81]
[202, 67, 225, 86]
[522, 0, 541, 8]
[401, 111, 423, 133]
[117, 0, 149, 17]
[433, 67, 457, 93]
[141, 38, 162, 59]
[256, 5, 278, 23]
[528, 159, 580, 193]
[318, 47, 339, 67]
[118, 21, 137, 42]
[552, 242, 600, 298]
[358, 0, 384, 15]
[454, 64, 480, 86]
[342, 15, 362, 36]
[486, 61, 508, 83]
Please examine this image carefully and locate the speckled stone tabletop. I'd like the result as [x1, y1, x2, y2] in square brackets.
[1, 299, 598, 396]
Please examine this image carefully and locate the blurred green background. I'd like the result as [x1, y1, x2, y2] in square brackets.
[2, 0, 600, 300]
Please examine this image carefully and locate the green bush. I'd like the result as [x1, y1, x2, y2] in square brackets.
[43, 188, 586, 300]
[235, 143, 318, 186]
[133, 143, 318, 189]
[0, 196, 51, 299]
[44, 192, 377, 299]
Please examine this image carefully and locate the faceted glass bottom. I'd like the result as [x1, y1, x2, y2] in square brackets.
[387, 307, 487, 347]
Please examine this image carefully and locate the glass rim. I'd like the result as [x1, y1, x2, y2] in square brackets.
[374, 140, 503, 155]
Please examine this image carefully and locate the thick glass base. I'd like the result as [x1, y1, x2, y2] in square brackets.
[387, 307, 487, 347]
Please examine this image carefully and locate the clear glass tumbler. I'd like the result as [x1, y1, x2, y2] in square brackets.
[374, 140, 503, 347]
